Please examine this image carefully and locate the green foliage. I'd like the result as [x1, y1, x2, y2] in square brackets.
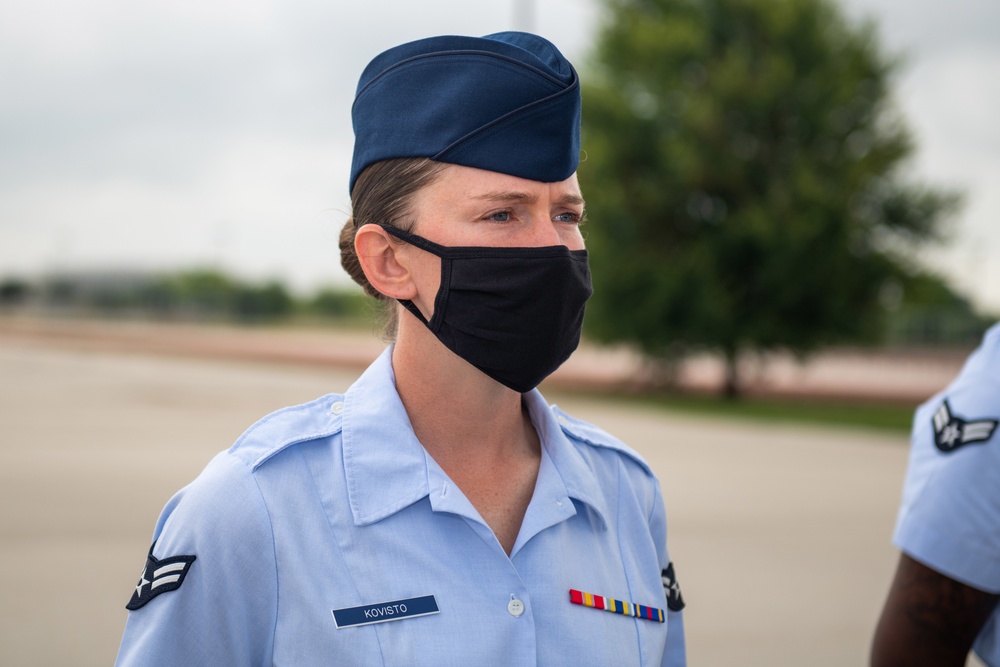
[307, 287, 370, 320]
[3, 269, 368, 325]
[880, 270, 992, 346]
[234, 282, 294, 322]
[579, 389, 916, 433]
[580, 0, 960, 394]
[158, 271, 299, 322]
[161, 270, 239, 318]
[0, 278, 31, 306]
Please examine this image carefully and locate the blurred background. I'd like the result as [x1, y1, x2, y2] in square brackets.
[0, 0, 997, 332]
[0, 0, 997, 665]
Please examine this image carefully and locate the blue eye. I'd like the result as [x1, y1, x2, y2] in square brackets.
[486, 210, 511, 222]
[554, 211, 584, 224]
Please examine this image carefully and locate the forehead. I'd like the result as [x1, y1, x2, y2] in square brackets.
[418, 164, 583, 205]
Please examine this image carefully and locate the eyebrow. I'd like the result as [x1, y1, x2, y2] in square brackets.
[473, 191, 586, 207]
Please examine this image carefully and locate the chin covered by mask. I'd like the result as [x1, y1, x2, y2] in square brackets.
[383, 225, 592, 393]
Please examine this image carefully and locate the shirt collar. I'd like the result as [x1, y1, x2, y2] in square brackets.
[523, 389, 610, 530]
[341, 347, 431, 526]
[341, 346, 609, 529]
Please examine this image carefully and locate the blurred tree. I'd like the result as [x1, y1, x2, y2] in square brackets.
[163, 271, 294, 322]
[580, 0, 960, 396]
[308, 287, 369, 321]
[164, 270, 237, 319]
[234, 281, 294, 322]
[881, 271, 992, 346]
[0, 278, 31, 306]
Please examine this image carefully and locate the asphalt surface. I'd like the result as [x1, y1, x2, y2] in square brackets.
[0, 314, 970, 401]
[0, 327, 984, 666]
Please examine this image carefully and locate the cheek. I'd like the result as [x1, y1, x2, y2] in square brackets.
[559, 226, 586, 251]
[408, 252, 443, 311]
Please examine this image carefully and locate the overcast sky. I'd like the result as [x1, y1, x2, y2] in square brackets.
[1, 0, 997, 312]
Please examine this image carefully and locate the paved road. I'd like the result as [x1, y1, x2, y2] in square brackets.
[0, 339, 982, 666]
[0, 314, 970, 402]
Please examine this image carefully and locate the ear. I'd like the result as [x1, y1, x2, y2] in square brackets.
[354, 224, 418, 300]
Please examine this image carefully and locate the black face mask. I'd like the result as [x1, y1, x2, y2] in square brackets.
[382, 225, 593, 393]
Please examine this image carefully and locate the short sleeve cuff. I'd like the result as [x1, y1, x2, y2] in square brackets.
[894, 515, 1000, 593]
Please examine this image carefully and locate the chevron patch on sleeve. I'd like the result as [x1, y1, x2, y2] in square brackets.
[126, 544, 197, 610]
[932, 400, 999, 454]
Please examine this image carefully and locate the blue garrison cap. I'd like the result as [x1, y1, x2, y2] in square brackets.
[350, 32, 581, 193]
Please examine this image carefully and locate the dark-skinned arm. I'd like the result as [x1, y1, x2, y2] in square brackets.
[871, 552, 1000, 667]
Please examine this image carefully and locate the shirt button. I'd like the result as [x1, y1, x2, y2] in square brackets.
[330, 401, 345, 415]
[507, 598, 525, 617]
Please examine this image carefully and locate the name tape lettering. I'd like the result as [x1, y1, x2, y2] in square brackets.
[332, 595, 439, 629]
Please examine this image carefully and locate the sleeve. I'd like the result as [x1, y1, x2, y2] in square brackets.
[894, 376, 1000, 593]
[649, 479, 687, 667]
[115, 452, 278, 666]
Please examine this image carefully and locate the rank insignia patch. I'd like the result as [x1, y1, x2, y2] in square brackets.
[569, 589, 664, 623]
[126, 544, 196, 610]
[662, 562, 685, 612]
[932, 400, 998, 454]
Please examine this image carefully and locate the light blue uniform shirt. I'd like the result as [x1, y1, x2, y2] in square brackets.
[116, 347, 686, 666]
[894, 323, 1000, 666]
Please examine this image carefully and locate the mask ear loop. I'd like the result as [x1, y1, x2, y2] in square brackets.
[380, 225, 450, 333]
[380, 224, 448, 255]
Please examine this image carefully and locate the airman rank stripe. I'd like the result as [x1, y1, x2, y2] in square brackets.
[126, 543, 196, 611]
[569, 589, 664, 623]
[932, 400, 999, 453]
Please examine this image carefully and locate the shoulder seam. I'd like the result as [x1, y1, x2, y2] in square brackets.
[228, 393, 345, 471]
[552, 406, 653, 475]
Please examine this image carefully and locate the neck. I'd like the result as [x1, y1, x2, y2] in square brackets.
[392, 311, 533, 464]
[391, 309, 542, 556]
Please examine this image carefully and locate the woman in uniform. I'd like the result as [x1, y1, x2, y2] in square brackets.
[116, 31, 686, 666]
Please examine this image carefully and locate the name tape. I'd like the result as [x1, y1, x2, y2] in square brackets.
[332, 595, 439, 629]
